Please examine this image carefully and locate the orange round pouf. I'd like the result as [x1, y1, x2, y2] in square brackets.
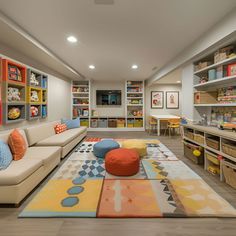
[105, 148, 139, 176]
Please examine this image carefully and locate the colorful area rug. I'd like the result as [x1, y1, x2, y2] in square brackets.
[19, 138, 236, 218]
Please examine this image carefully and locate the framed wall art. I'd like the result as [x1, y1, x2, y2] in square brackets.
[166, 91, 179, 109]
[151, 91, 164, 109]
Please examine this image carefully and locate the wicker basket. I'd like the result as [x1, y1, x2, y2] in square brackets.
[206, 152, 220, 165]
[183, 141, 204, 165]
[222, 142, 236, 158]
[222, 161, 236, 189]
[194, 134, 204, 144]
[185, 131, 194, 140]
[206, 137, 220, 150]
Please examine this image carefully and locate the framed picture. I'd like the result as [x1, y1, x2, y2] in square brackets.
[166, 91, 179, 109]
[151, 91, 164, 109]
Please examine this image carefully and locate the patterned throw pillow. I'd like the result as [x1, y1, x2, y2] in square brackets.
[8, 129, 27, 161]
[54, 124, 67, 134]
[0, 141, 13, 170]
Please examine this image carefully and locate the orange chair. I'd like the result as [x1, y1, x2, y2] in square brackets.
[164, 118, 180, 137]
[148, 116, 157, 134]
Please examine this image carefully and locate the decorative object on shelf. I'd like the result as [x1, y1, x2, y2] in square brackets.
[208, 69, 216, 81]
[218, 122, 236, 132]
[30, 106, 39, 117]
[194, 61, 212, 71]
[8, 65, 22, 82]
[199, 76, 208, 84]
[42, 105, 47, 118]
[7, 87, 21, 102]
[227, 63, 236, 76]
[30, 90, 39, 102]
[29, 73, 39, 86]
[217, 86, 236, 103]
[8, 107, 21, 120]
[166, 91, 179, 109]
[151, 91, 163, 109]
[214, 45, 234, 63]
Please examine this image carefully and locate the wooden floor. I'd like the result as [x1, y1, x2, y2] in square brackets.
[1, 131, 236, 236]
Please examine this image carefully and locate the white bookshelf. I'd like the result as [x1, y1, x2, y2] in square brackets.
[125, 80, 145, 131]
[71, 80, 90, 127]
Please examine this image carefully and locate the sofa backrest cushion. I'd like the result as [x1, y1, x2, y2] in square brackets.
[8, 129, 27, 161]
[0, 141, 13, 170]
[61, 118, 80, 129]
[0, 129, 29, 147]
[25, 121, 59, 146]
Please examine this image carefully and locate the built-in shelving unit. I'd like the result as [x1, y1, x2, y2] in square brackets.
[1, 59, 27, 124]
[182, 124, 236, 185]
[125, 80, 145, 131]
[26, 69, 48, 120]
[71, 80, 145, 131]
[72, 80, 90, 127]
[182, 41, 236, 189]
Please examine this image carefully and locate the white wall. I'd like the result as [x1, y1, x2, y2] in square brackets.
[0, 51, 71, 130]
[90, 80, 125, 117]
[181, 64, 194, 121]
[145, 83, 182, 127]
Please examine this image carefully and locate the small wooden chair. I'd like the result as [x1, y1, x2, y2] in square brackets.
[164, 118, 180, 137]
[148, 116, 157, 134]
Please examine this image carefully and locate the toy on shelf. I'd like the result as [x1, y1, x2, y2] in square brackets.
[30, 90, 39, 102]
[30, 106, 39, 117]
[8, 87, 21, 102]
[217, 86, 236, 103]
[42, 106, 47, 118]
[8, 107, 21, 120]
[8, 65, 22, 82]
[30, 73, 39, 86]
[218, 122, 236, 132]
[128, 110, 143, 117]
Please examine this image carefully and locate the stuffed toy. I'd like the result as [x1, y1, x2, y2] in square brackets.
[31, 90, 39, 102]
[30, 106, 39, 117]
[8, 107, 21, 120]
[30, 73, 39, 86]
[8, 87, 21, 102]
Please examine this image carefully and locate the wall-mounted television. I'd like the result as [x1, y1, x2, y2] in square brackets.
[96, 90, 121, 106]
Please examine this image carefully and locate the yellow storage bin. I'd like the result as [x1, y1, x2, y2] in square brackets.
[80, 119, 89, 127]
[134, 119, 143, 127]
[206, 152, 220, 165]
[207, 165, 220, 175]
[127, 123, 134, 128]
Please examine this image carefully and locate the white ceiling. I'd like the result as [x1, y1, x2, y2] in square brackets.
[0, 0, 236, 81]
[155, 68, 182, 84]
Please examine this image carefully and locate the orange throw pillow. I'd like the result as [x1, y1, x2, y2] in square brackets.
[8, 129, 27, 161]
[54, 124, 67, 134]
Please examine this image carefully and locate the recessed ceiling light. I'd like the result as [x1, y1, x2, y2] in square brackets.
[132, 64, 138, 69]
[177, 80, 181, 83]
[67, 36, 77, 43]
[89, 65, 95, 70]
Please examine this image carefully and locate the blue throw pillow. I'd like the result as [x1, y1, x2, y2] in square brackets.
[61, 118, 80, 129]
[0, 141, 13, 171]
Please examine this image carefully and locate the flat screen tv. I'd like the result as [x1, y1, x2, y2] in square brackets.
[96, 90, 121, 106]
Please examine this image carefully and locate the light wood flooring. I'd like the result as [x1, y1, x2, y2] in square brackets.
[1, 131, 236, 236]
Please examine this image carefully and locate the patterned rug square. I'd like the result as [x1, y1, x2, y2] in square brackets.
[142, 160, 201, 180]
[19, 178, 104, 218]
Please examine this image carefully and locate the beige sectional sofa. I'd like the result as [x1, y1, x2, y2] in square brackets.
[25, 121, 87, 158]
[0, 121, 87, 205]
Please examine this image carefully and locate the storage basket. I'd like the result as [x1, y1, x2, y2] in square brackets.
[183, 141, 204, 165]
[134, 119, 143, 127]
[185, 131, 194, 140]
[206, 137, 220, 150]
[194, 133, 204, 144]
[90, 119, 98, 128]
[222, 142, 236, 158]
[206, 152, 220, 165]
[194, 91, 217, 104]
[108, 119, 117, 128]
[222, 161, 236, 189]
[98, 119, 108, 128]
[80, 119, 89, 127]
[117, 119, 125, 128]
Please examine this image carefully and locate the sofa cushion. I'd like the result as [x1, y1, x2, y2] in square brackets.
[24, 146, 61, 165]
[8, 129, 27, 161]
[54, 124, 67, 134]
[25, 121, 59, 146]
[0, 158, 42, 185]
[61, 118, 80, 129]
[36, 127, 86, 147]
[0, 141, 13, 170]
[0, 129, 28, 147]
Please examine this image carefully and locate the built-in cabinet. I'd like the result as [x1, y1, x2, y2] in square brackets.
[71, 80, 145, 131]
